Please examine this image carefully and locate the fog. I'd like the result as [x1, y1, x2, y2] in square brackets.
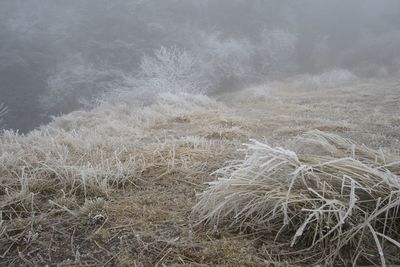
[1, 0, 400, 132]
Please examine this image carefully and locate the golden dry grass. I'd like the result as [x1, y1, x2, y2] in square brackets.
[1, 78, 400, 265]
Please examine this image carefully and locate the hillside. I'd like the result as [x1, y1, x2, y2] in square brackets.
[1, 77, 400, 266]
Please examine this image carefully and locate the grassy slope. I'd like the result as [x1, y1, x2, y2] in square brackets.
[1, 78, 399, 266]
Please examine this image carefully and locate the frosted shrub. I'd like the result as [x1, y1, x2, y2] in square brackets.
[101, 47, 211, 105]
[42, 55, 125, 111]
[176, 30, 258, 90]
[198, 33, 255, 85]
[257, 29, 298, 75]
[138, 46, 210, 94]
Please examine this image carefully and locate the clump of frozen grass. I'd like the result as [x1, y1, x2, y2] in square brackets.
[193, 130, 400, 265]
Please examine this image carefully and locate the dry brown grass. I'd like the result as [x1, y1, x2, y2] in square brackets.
[1, 78, 400, 265]
[0, 93, 254, 266]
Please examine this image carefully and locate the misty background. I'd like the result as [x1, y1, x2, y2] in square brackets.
[1, 0, 400, 133]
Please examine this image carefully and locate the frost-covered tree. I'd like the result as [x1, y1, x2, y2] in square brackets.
[101, 47, 211, 104]
[41, 54, 125, 112]
[200, 33, 255, 86]
[183, 32, 257, 91]
[137, 46, 210, 94]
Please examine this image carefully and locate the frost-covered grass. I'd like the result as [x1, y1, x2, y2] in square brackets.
[0, 93, 225, 200]
[0, 92, 240, 265]
[1, 77, 399, 265]
[193, 130, 400, 266]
